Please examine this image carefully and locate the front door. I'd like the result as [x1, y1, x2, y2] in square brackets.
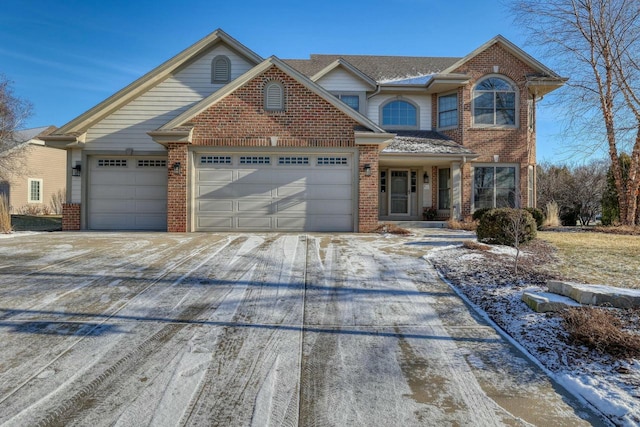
[390, 170, 409, 215]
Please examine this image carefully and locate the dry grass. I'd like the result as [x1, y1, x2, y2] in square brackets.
[560, 307, 640, 359]
[539, 231, 640, 289]
[373, 223, 412, 235]
[447, 218, 478, 231]
[462, 240, 491, 251]
[0, 195, 12, 234]
[543, 201, 561, 227]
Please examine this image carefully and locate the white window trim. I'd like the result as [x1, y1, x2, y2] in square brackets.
[27, 178, 43, 203]
[471, 163, 520, 211]
[437, 91, 459, 130]
[379, 97, 420, 130]
[471, 74, 518, 129]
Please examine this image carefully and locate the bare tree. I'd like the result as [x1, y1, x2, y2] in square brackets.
[570, 160, 608, 224]
[0, 74, 33, 181]
[512, 0, 640, 225]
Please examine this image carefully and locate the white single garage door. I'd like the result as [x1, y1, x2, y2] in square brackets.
[88, 157, 168, 230]
[194, 152, 355, 231]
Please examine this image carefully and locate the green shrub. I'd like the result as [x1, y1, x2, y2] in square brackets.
[524, 207, 544, 229]
[560, 208, 579, 226]
[476, 208, 537, 246]
[472, 207, 493, 222]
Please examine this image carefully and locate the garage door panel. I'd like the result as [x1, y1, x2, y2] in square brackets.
[134, 186, 168, 199]
[197, 216, 233, 229]
[274, 216, 307, 230]
[91, 199, 136, 213]
[91, 186, 136, 199]
[275, 186, 306, 198]
[133, 215, 166, 229]
[311, 170, 352, 184]
[198, 170, 234, 183]
[307, 185, 352, 199]
[135, 173, 166, 185]
[198, 200, 233, 213]
[91, 172, 132, 185]
[275, 198, 307, 213]
[134, 199, 167, 213]
[226, 184, 273, 198]
[237, 216, 273, 229]
[271, 171, 309, 185]
[237, 169, 274, 183]
[237, 199, 275, 214]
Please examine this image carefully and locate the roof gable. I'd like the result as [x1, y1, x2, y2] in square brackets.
[53, 29, 263, 136]
[310, 58, 377, 89]
[160, 56, 386, 134]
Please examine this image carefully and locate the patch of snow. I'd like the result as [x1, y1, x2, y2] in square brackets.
[0, 231, 40, 239]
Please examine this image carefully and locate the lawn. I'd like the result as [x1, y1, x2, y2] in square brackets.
[538, 231, 640, 289]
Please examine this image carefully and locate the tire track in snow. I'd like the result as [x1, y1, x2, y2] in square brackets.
[179, 235, 305, 427]
[0, 235, 242, 427]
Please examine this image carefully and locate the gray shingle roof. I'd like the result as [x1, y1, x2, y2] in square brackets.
[382, 131, 476, 155]
[284, 55, 460, 83]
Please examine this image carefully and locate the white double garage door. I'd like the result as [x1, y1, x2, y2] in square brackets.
[88, 152, 356, 232]
[194, 151, 355, 232]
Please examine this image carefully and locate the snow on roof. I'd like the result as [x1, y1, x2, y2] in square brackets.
[379, 74, 434, 85]
[382, 131, 476, 155]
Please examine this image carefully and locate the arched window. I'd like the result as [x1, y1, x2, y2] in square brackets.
[381, 99, 418, 128]
[211, 55, 231, 83]
[473, 76, 516, 126]
[264, 81, 284, 111]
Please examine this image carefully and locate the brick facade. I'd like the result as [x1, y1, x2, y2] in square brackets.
[62, 203, 81, 231]
[437, 43, 539, 217]
[164, 65, 380, 232]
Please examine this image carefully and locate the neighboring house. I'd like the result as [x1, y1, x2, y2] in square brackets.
[0, 126, 66, 214]
[42, 29, 566, 232]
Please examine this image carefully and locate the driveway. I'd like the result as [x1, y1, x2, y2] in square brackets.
[0, 231, 601, 426]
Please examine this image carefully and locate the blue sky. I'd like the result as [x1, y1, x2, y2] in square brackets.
[2, 0, 577, 162]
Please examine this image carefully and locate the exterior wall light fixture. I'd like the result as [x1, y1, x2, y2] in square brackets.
[363, 164, 372, 176]
[173, 162, 181, 175]
[71, 164, 81, 177]
[423, 172, 429, 184]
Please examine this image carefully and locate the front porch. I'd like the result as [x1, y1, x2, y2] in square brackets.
[377, 130, 477, 223]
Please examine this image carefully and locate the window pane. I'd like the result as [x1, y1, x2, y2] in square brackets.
[438, 94, 457, 127]
[382, 101, 417, 126]
[477, 77, 513, 91]
[474, 167, 494, 188]
[495, 188, 515, 208]
[340, 95, 359, 111]
[475, 92, 494, 109]
[438, 189, 450, 209]
[474, 188, 494, 209]
[496, 167, 516, 188]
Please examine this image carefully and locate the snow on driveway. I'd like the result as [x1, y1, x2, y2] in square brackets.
[0, 231, 602, 426]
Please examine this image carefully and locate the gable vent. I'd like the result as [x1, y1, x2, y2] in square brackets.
[264, 81, 284, 111]
[211, 55, 231, 83]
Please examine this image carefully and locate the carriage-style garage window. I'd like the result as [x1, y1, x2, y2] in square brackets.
[264, 81, 284, 111]
[381, 99, 418, 128]
[473, 77, 516, 126]
[211, 55, 231, 83]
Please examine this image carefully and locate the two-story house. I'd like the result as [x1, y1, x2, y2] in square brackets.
[43, 29, 566, 232]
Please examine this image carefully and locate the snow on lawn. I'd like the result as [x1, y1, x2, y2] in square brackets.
[427, 241, 640, 427]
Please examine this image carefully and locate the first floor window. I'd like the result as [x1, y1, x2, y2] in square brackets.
[438, 168, 451, 210]
[474, 166, 517, 209]
[28, 179, 43, 203]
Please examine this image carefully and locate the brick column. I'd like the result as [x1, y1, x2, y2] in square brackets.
[167, 143, 189, 232]
[358, 145, 379, 232]
[62, 203, 81, 231]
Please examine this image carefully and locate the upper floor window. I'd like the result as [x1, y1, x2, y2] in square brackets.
[381, 99, 418, 128]
[473, 77, 516, 126]
[438, 93, 458, 128]
[211, 55, 231, 83]
[264, 81, 284, 111]
[335, 94, 360, 111]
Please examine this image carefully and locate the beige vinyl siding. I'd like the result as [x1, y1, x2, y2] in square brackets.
[71, 149, 82, 203]
[367, 94, 432, 130]
[85, 45, 255, 151]
[7, 144, 66, 213]
[316, 68, 372, 92]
